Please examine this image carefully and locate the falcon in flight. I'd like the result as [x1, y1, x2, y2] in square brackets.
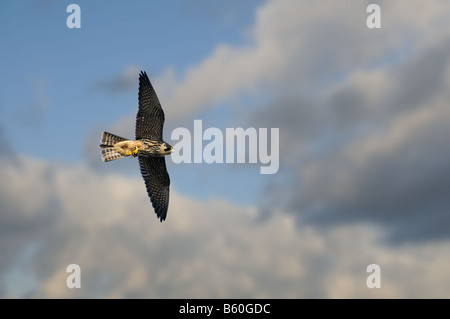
[99, 71, 172, 222]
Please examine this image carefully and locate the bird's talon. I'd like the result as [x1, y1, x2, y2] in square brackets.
[126, 150, 132, 156]
[131, 147, 139, 158]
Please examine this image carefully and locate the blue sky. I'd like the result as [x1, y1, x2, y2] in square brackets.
[2, 0, 450, 298]
[0, 0, 261, 160]
[0, 0, 266, 204]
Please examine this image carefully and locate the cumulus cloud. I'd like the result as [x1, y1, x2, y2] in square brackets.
[101, 0, 450, 243]
[146, 0, 450, 123]
[4, 0, 450, 299]
[1, 155, 450, 298]
[244, 2, 450, 242]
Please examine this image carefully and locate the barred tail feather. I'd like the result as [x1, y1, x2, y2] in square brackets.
[101, 147, 124, 162]
[99, 131, 128, 162]
[100, 131, 128, 147]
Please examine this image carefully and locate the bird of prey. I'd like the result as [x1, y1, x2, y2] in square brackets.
[99, 71, 172, 222]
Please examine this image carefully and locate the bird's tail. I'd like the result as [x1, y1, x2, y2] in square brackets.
[99, 131, 128, 162]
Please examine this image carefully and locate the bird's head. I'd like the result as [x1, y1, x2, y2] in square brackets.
[160, 142, 173, 155]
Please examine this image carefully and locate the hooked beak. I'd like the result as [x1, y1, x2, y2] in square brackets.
[165, 145, 173, 153]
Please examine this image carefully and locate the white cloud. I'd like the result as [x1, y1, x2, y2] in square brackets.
[149, 0, 450, 123]
[220, 0, 450, 243]
[6, 0, 450, 298]
[88, 1, 450, 245]
[1, 155, 450, 298]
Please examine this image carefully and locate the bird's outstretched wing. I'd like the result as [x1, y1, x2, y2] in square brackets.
[135, 71, 165, 140]
[138, 156, 170, 221]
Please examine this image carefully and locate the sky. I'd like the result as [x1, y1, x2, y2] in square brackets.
[1, 0, 450, 298]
